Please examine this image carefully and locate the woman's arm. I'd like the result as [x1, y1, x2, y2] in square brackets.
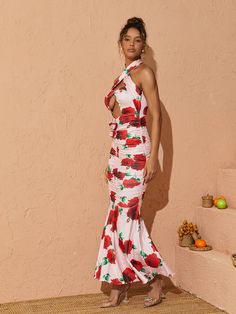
[141, 66, 162, 183]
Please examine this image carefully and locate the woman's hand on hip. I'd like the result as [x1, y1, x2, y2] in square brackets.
[143, 156, 158, 183]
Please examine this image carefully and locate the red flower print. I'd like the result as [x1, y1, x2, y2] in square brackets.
[107, 249, 116, 264]
[111, 278, 122, 285]
[101, 227, 105, 239]
[143, 106, 148, 115]
[142, 135, 146, 143]
[128, 197, 139, 207]
[123, 178, 141, 188]
[124, 240, 133, 254]
[110, 147, 116, 156]
[110, 191, 116, 202]
[133, 99, 141, 113]
[127, 205, 139, 220]
[130, 259, 143, 271]
[113, 168, 126, 180]
[145, 253, 161, 268]
[119, 114, 135, 124]
[116, 130, 127, 140]
[135, 85, 142, 95]
[121, 158, 134, 167]
[119, 238, 125, 252]
[119, 239, 133, 254]
[107, 205, 119, 231]
[129, 116, 141, 127]
[140, 116, 146, 126]
[122, 267, 136, 282]
[130, 154, 146, 170]
[117, 201, 129, 208]
[126, 137, 142, 147]
[95, 265, 102, 279]
[103, 235, 112, 249]
[122, 107, 136, 115]
[107, 170, 113, 181]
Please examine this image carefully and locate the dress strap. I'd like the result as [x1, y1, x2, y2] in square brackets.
[111, 58, 143, 90]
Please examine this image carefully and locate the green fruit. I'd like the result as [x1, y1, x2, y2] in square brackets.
[216, 199, 227, 209]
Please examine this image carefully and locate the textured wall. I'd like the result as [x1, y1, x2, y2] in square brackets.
[0, 0, 235, 303]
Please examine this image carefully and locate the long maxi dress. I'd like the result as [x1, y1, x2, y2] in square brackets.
[93, 58, 175, 285]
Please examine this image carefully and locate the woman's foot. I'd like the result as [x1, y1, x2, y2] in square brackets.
[100, 283, 130, 308]
[144, 275, 165, 308]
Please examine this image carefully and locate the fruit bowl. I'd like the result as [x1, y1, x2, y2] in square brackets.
[189, 244, 212, 251]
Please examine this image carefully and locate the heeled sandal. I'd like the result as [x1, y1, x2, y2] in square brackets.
[100, 283, 130, 308]
[144, 277, 165, 308]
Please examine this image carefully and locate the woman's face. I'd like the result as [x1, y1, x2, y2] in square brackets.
[120, 27, 145, 59]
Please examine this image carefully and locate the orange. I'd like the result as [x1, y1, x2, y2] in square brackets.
[213, 195, 226, 206]
[195, 239, 207, 248]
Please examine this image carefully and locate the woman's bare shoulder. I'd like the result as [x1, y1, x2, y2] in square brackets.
[137, 63, 156, 87]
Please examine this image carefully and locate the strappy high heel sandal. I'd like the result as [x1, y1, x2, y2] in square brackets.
[144, 276, 165, 308]
[100, 283, 130, 308]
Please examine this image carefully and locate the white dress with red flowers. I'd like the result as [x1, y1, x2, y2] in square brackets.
[94, 58, 174, 285]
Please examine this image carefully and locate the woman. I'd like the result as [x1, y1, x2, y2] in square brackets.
[93, 17, 174, 308]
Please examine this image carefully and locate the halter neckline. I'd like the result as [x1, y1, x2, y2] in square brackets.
[123, 58, 143, 74]
[104, 58, 143, 109]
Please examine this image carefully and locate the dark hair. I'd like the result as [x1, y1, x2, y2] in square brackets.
[118, 17, 147, 45]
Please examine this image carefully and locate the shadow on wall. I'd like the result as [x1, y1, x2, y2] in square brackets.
[141, 45, 174, 233]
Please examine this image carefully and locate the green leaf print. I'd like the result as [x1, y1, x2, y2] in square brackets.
[141, 268, 146, 273]
[140, 250, 147, 258]
[140, 217, 144, 222]
[126, 154, 131, 158]
[120, 276, 125, 283]
[121, 196, 126, 202]
[127, 133, 131, 138]
[125, 173, 132, 177]
[120, 185, 124, 190]
[103, 273, 110, 282]
[152, 272, 158, 277]
[118, 207, 123, 214]
[102, 257, 109, 265]
[119, 232, 124, 240]
[127, 218, 130, 222]
[132, 244, 136, 249]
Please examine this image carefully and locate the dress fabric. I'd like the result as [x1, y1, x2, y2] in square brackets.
[93, 58, 175, 285]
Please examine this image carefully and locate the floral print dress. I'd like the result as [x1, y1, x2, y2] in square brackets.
[94, 58, 175, 285]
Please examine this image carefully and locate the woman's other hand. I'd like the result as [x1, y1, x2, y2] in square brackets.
[143, 156, 158, 183]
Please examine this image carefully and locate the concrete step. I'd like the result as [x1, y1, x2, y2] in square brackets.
[194, 206, 236, 255]
[217, 169, 236, 209]
[175, 245, 236, 314]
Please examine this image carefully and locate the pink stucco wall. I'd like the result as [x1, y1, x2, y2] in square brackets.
[0, 0, 235, 303]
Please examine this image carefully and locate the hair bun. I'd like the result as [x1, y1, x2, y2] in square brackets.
[127, 17, 145, 27]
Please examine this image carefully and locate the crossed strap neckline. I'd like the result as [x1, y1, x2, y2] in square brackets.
[111, 58, 143, 90]
[104, 58, 143, 108]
